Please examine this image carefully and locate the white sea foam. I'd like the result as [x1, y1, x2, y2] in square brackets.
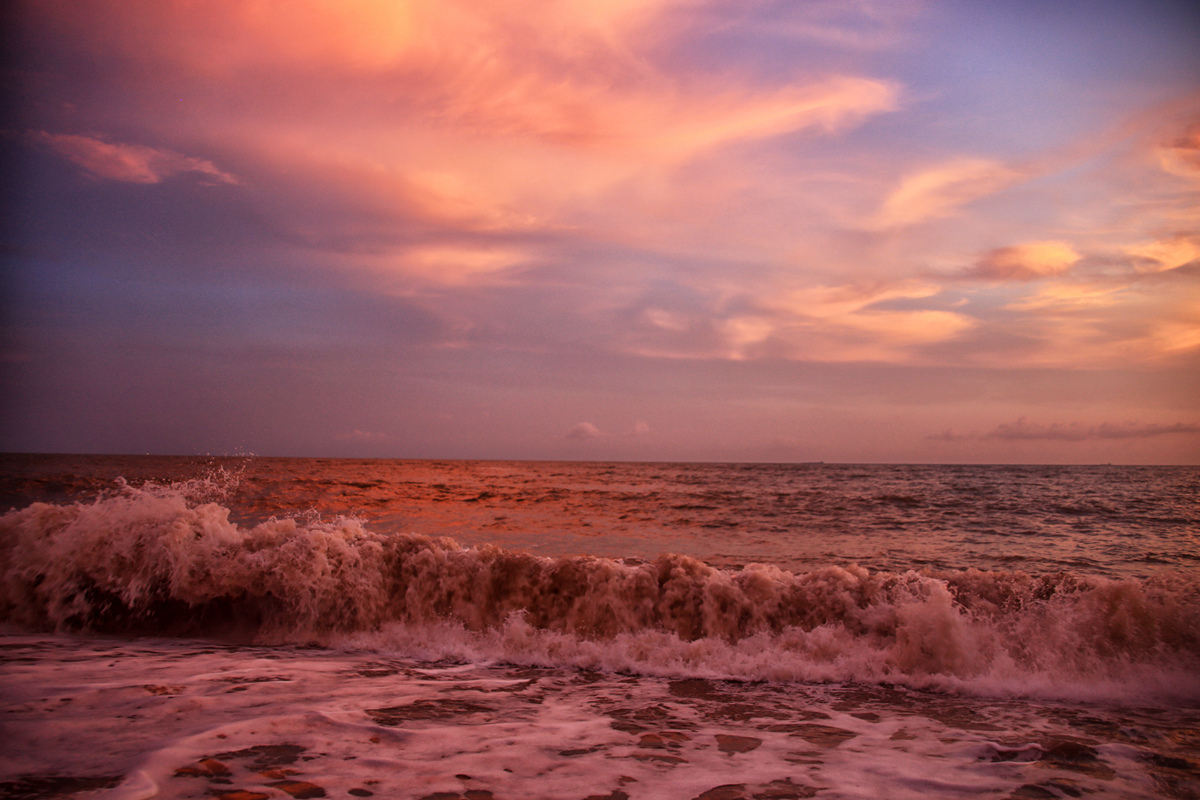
[2, 478, 1198, 703]
[2, 633, 1186, 800]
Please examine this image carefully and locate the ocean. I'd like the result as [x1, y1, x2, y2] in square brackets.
[1, 454, 1198, 800]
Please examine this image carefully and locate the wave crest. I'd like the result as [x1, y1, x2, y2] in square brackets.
[2, 479, 1197, 700]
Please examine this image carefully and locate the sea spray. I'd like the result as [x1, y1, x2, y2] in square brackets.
[2, 477, 1198, 702]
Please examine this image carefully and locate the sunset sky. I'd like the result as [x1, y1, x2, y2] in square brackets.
[3, 0, 1199, 464]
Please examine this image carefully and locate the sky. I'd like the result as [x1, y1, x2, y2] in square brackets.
[2, 0, 1199, 464]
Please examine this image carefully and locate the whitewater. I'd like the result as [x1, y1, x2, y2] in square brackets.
[1, 455, 1198, 799]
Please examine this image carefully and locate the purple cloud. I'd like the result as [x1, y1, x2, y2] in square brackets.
[34, 132, 238, 185]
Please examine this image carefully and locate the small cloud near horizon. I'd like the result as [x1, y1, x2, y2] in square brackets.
[931, 418, 1200, 443]
[566, 422, 603, 440]
[566, 421, 651, 440]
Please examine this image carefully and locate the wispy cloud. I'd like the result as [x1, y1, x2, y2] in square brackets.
[34, 132, 239, 185]
[968, 241, 1081, 282]
[989, 418, 1200, 441]
[8, 0, 1200, 463]
[34, 3, 1188, 376]
[871, 157, 1021, 229]
[933, 418, 1200, 442]
[752, 0, 923, 50]
[1156, 123, 1200, 181]
[1124, 236, 1200, 273]
[754, 280, 975, 362]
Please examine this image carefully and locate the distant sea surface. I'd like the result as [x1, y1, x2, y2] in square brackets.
[2, 455, 1198, 800]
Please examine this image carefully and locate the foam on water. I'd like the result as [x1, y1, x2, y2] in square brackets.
[7, 634, 1188, 800]
[2, 477, 1198, 703]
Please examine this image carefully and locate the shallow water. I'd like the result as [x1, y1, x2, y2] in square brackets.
[3, 635, 1198, 800]
[1, 455, 1198, 798]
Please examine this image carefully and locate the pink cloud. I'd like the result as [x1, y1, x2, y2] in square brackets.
[969, 241, 1080, 281]
[871, 157, 1021, 229]
[566, 422, 603, 440]
[1157, 123, 1200, 180]
[35, 132, 238, 185]
[1125, 236, 1200, 273]
[929, 419, 1200, 444]
[18, 1, 1199, 383]
[985, 417, 1200, 442]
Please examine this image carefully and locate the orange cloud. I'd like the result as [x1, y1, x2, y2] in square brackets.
[1006, 282, 1121, 312]
[24, 0, 906, 299]
[778, 281, 943, 318]
[34, 132, 238, 185]
[620, 278, 978, 364]
[1124, 236, 1200, 273]
[36, 1, 896, 161]
[37, 0, 419, 72]
[971, 241, 1081, 281]
[832, 309, 974, 343]
[218, 0, 682, 71]
[629, 78, 897, 159]
[706, 280, 977, 362]
[1156, 123, 1200, 181]
[1150, 320, 1200, 354]
[872, 157, 1021, 228]
[389, 244, 531, 285]
[976, 266, 1200, 367]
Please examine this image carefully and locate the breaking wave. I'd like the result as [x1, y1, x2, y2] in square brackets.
[2, 477, 1198, 702]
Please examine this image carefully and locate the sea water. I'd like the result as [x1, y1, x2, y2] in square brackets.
[1, 455, 1198, 799]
